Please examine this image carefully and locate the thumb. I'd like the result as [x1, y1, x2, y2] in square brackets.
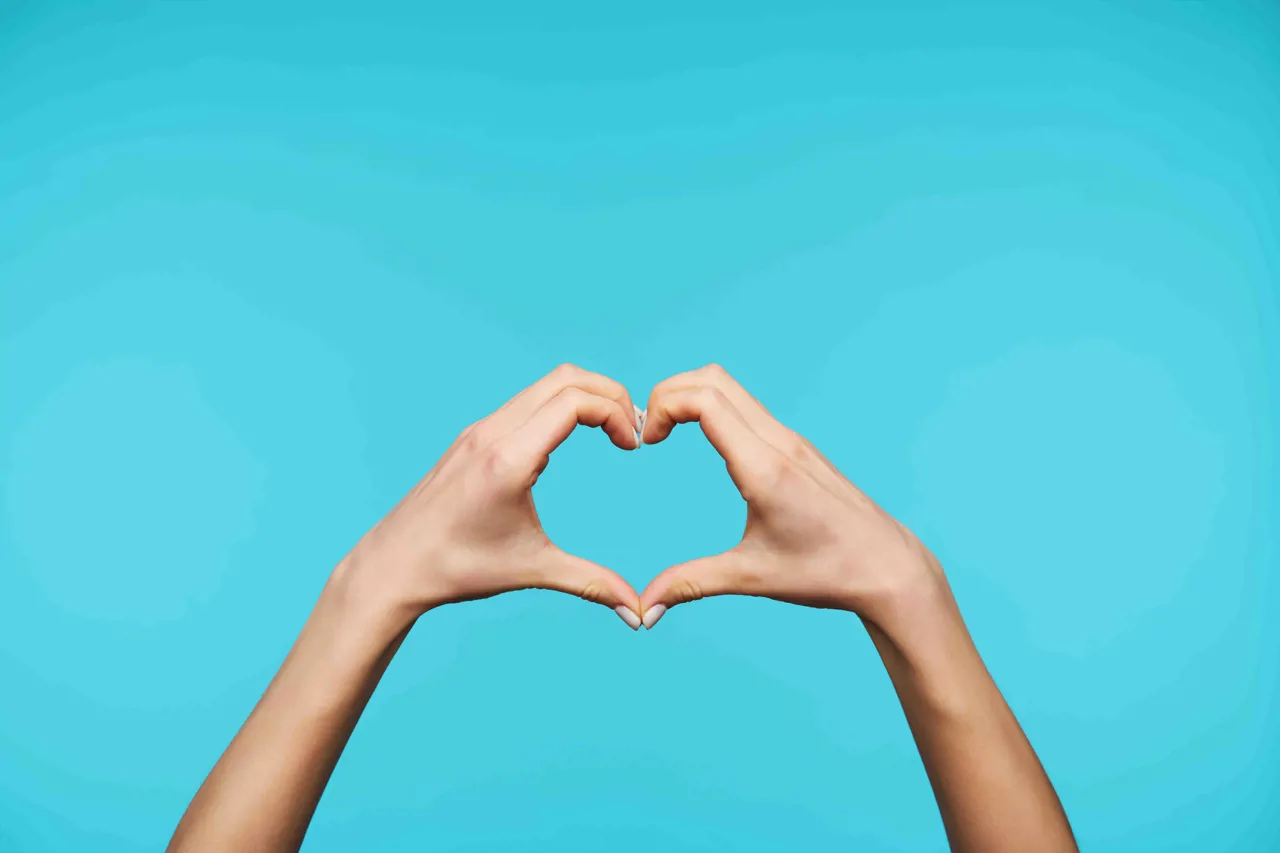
[533, 545, 645, 631]
[639, 550, 746, 629]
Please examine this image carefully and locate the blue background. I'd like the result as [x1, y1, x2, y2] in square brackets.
[1, 2, 1277, 850]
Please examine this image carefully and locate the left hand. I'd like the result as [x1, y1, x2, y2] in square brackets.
[336, 364, 646, 629]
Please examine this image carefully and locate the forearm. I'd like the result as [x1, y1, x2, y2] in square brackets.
[168, 563, 416, 853]
[864, 579, 1076, 853]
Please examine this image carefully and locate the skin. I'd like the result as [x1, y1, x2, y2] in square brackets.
[638, 365, 1078, 853]
[167, 363, 1076, 853]
[166, 365, 645, 853]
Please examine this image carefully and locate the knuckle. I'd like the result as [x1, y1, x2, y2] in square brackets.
[694, 386, 725, 408]
[735, 561, 765, 595]
[649, 377, 677, 401]
[753, 450, 793, 489]
[701, 362, 730, 382]
[555, 386, 589, 407]
[552, 362, 582, 381]
[766, 452, 793, 481]
[603, 377, 628, 401]
[671, 575, 705, 604]
[460, 424, 487, 452]
[483, 439, 526, 480]
[578, 579, 606, 604]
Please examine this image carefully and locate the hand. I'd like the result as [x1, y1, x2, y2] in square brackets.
[637, 364, 948, 630]
[338, 364, 645, 629]
[172, 363, 1075, 853]
[637, 365, 1077, 853]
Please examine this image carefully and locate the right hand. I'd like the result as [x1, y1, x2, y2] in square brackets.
[637, 365, 950, 631]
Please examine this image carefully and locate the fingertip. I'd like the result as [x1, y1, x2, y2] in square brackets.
[610, 426, 638, 451]
[604, 408, 640, 451]
[632, 404, 648, 448]
[642, 603, 667, 629]
[599, 568, 643, 615]
[639, 406, 675, 446]
[614, 605, 642, 630]
[638, 581, 671, 614]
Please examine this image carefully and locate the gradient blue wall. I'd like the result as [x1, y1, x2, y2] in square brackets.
[1, 2, 1277, 850]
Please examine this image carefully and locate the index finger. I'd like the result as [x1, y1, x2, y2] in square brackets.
[651, 364, 848, 494]
[643, 386, 781, 497]
[487, 363, 638, 438]
[651, 364, 792, 450]
[495, 387, 639, 479]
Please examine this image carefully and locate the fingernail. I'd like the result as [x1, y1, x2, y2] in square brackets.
[632, 404, 645, 448]
[642, 604, 667, 629]
[615, 605, 642, 630]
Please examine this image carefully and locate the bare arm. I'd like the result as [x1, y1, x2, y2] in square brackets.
[637, 364, 1077, 853]
[168, 365, 646, 853]
[862, 579, 1075, 851]
[166, 571, 414, 852]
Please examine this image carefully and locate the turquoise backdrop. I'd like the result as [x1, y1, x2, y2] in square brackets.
[1, 2, 1277, 850]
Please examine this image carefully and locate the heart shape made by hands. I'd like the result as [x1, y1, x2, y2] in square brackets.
[532, 365, 922, 636]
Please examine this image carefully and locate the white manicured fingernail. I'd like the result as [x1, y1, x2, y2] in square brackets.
[633, 404, 645, 448]
[615, 605, 642, 630]
[642, 604, 667, 629]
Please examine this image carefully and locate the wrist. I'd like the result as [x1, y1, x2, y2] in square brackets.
[866, 565, 954, 636]
[259, 558, 418, 724]
[854, 544, 954, 635]
[861, 571, 990, 721]
[325, 552, 423, 642]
